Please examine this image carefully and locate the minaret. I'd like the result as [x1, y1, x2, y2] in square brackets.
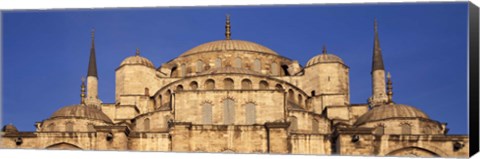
[86, 29, 101, 108]
[369, 18, 388, 106]
[386, 72, 394, 104]
[81, 77, 86, 104]
[225, 14, 231, 40]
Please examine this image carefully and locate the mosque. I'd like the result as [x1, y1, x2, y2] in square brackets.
[1, 15, 469, 157]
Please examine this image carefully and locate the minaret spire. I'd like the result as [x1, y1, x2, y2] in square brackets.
[369, 18, 388, 106]
[372, 18, 385, 72]
[225, 14, 231, 40]
[135, 48, 140, 56]
[386, 72, 393, 104]
[87, 29, 98, 77]
[322, 45, 327, 54]
[81, 77, 86, 104]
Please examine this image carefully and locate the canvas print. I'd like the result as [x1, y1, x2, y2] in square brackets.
[0, 2, 471, 157]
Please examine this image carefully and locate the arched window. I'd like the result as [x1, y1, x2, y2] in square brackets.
[181, 64, 186, 77]
[401, 124, 411, 135]
[311, 90, 316, 96]
[281, 64, 290, 76]
[65, 122, 74, 132]
[245, 103, 256, 124]
[288, 116, 298, 131]
[223, 99, 235, 124]
[87, 124, 95, 132]
[298, 94, 303, 106]
[202, 103, 213, 124]
[275, 84, 283, 90]
[241, 79, 252, 89]
[259, 80, 268, 89]
[288, 89, 295, 101]
[224, 78, 234, 90]
[234, 57, 242, 68]
[171, 66, 178, 77]
[271, 62, 279, 75]
[163, 90, 172, 108]
[312, 119, 319, 133]
[205, 79, 215, 90]
[215, 58, 222, 68]
[253, 59, 261, 72]
[190, 81, 198, 90]
[196, 60, 204, 72]
[176, 85, 184, 91]
[144, 118, 150, 131]
[375, 125, 385, 135]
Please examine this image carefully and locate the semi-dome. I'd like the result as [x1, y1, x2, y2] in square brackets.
[354, 104, 429, 126]
[50, 104, 113, 123]
[306, 53, 344, 67]
[120, 55, 155, 69]
[180, 40, 278, 57]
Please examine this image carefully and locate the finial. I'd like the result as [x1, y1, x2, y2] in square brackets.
[386, 72, 393, 104]
[225, 14, 231, 40]
[374, 18, 378, 33]
[91, 28, 95, 40]
[135, 48, 140, 56]
[322, 45, 327, 54]
[81, 76, 86, 104]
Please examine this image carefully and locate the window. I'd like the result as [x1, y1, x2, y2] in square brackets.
[190, 81, 198, 90]
[311, 90, 316, 96]
[234, 57, 242, 68]
[253, 59, 261, 72]
[171, 66, 178, 77]
[205, 79, 215, 90]
[65, 122, 74, 132]
[288, 89, 294, 101]
[181, 64, 186, 77]
[401, 124, 411, 135]
[163, 90, 172, 108]
[215, 58, 222, 68]
[288, 116, 298, 131]
[298, 94, 303, 106]
[241, 79, 252, 89]
[271, 63, 279, 75]
[312, 119, 319, 133]
[224, 78, 234, 90]
[275, 84, 283, 90]
[259, 81, 268, 89]
[196, 60, 204, 72]
[202, 103, 213, 124]
[223, 99, 235, 124]
[281, 65, 290, 76]
[176, 85, 184, 91]
[245, 103, 256, 124]
[144, 118, 150, 131]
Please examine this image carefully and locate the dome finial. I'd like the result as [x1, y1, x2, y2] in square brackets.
[386, 72, 394, 104]
[81, 76, 86, 104]
[135, 48, 140, 56]
[322, 44, 327, 54]
[225, 14, 231, 40]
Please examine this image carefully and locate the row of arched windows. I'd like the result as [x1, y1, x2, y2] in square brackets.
[46, 122, 95, 132]
[201, 99, 257, 125]
[171, 58, 290, 77]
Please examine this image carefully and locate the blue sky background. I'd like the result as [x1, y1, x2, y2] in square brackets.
[2, 2, 469, 134]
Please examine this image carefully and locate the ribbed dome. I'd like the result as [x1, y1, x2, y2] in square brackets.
[306, 53, 344, 67]
[120, 55, 155, 68]
[181, 40, 278, 57]
[199, 67, 263, 76]
[354, 104, 429, 126]
[50, 105, 113, 123]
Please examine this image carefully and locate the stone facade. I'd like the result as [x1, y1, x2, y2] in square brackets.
[0, 17, 469, 157]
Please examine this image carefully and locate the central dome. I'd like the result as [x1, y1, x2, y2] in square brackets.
[180, 40, 278, 57]
[354, 104, 429, 126]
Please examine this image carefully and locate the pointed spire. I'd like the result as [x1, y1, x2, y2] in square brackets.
[372, 18, 385, 73]
[81, 76, 86, 104]
[386, 72, 393, 104]
[87, 28, 98, 77]
[225, 14, 231, 40]
[322, 45, 327, 54]
[135, 48, 140, 56]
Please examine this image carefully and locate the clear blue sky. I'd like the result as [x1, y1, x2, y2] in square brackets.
[2, 2, 469, 134]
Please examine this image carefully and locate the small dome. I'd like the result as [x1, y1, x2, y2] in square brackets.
[120, 55, 155, 68]
[354, 104, 429, 126]
[306, 53, 344, 67]
[50, 105, 113, 123]
[181, 40, 278, 57]
[198, 67, 264, 76]
[2, 124, 18, 133]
